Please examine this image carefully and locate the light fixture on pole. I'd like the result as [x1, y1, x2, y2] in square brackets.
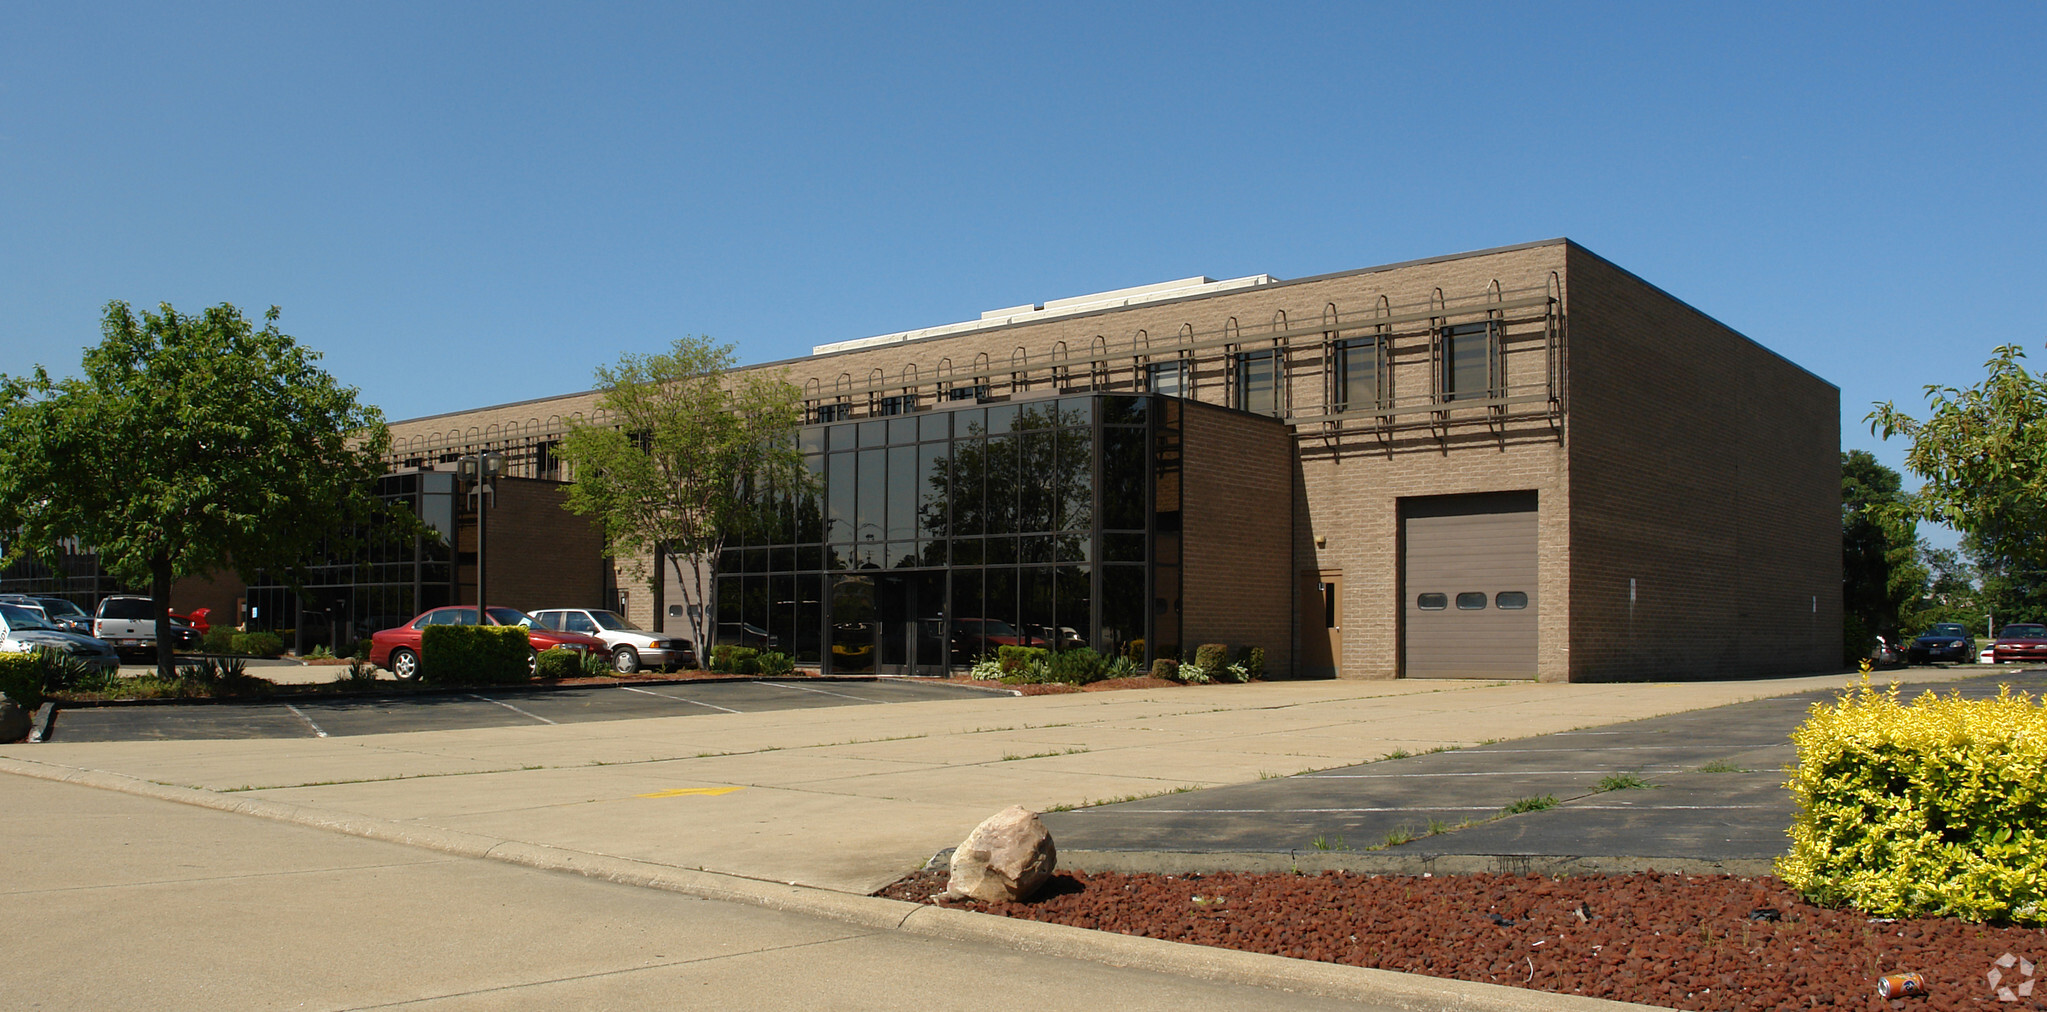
[457, 452, 506, 620]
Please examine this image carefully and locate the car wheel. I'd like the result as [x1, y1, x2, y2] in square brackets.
[527, 649, 539, 676]
[390, 648, 419, 682]
[612, 645, 640, 675]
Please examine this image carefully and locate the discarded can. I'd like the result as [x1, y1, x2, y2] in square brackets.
[1877, 972, 1927, 998]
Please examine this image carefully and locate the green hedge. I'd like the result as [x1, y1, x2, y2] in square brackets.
[231, 632, 285, 658]
[1777, 680, 2047, 924]
[419, 625, 531, 685]
[710, 644, 760, 674]
[756, 651, 794, 676]
[534, 647, 582, 680]
[0, 653, 46, 708]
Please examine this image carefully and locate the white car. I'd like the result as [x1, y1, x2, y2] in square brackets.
[0, 603, 120, 673]
[529, 609, 696, 674]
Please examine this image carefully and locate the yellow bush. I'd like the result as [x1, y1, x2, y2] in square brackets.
[1777, 678, 2047, 924]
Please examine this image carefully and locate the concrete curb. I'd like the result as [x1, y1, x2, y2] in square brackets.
[29, 702, 56, 743]
[48, 673, 1019, 708]
[0, 754, 1660, 1012]
[1060, 848, 1776, 878]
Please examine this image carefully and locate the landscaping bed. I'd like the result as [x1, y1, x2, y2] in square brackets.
[876, 867, 2047, 1010]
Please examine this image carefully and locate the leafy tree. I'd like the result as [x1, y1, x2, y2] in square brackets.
[1839, 450, 1922, 657]
[0, 302, 390, 678]
[1870, 344, 2047, 626]
[558, 336, 808, 652]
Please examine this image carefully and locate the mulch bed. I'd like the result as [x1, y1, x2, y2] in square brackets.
[876, 867, 2047, 1010]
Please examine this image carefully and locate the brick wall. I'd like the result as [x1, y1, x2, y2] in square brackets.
[1180, 400, 1294, 676]
[476, 479, 608, 617]
[1563, 245, 1841, 679]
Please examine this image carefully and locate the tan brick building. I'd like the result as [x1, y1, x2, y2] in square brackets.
[369, 238, 1839, 681]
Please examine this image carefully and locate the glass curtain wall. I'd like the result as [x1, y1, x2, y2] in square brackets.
[244, 471, 459, 654]
[718, 393, 1177, 673]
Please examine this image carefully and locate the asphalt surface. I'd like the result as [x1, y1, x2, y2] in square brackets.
[45, 677, 1003, 742]
[1044, 667, 2047, 871]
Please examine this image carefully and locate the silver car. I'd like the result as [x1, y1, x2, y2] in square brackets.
[0, 604, 120, 673]
[529, 608, 696, 674]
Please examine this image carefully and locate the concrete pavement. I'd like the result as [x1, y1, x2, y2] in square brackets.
[1, 665, 2010, 1009]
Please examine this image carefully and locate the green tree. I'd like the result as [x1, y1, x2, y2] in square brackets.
[0, 302, 390, 678]
[558, 336, 808, 652]
[1840, 450, 1922, 658]
[1870, 344, 2047, 626]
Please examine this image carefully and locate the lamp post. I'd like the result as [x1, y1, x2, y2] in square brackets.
[457, 452, 506, 619]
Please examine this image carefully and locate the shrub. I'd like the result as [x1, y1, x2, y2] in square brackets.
[711, 644, 761, 674]
[968, 656, 1004, 680]
[1124, 638, 1145, 664]
[1777, 679, 2047, 925]
[756, 651, 795, 676]
[1148, 658, 1179, 681]
[231, 632, 285, 658]
[419, 625, 530, 685]
[534, 647, 582, 680]
[0, 652, 47, 708]
[1104, 655, 1136, 680]
[352, 639, 371, 661]
[304, 645, 335, 660]
[579, 650, 612, 677]
[202, 627, 238, 654]
[1045, 647, 1107, 685]
[1179, 663, 1212, 685]
[997, 645, 1049, 672]
[1194, 643, 1229, 671]
[1237, 646, 1265, 681]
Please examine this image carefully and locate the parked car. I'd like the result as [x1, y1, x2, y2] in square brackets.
[949, 618, 1050, 660]
[24, 596, 95, 635]
[530, 608, 695, 674]
[171, 607, 212, 635]
[0, 603, 120, 673]
[1981, 644, 1998, 664]
[92, 595, 162, 659]
[715, 622, 776, 652]
[1990, 623, 2047, 666]
[367, 606, 608, 681]
[1906, 623, 1975, 664]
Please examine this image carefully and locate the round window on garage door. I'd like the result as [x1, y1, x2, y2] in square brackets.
[1456, 592, 1487, 610]
[1416, 593, 1447, 610]
[1496, 591, 1529, 610]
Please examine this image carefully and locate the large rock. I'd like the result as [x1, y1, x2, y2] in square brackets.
[945, 805, 1056, 903]
[0, 694, 30, 743]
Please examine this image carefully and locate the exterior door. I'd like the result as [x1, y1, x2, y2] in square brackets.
[1402, 495, 1538, 678]
[1298, 570, 1342, 678]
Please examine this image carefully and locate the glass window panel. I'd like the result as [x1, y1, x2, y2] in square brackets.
[950, 437, 985, 535]
[1020, 568, 1055, 646]
[1456, 592, 1487, 610]
[1056, 426, 1092, 532]
[827, 453, 855, 543]
[829, 576, 875, 672]
[886, 541, 918, 569]
[984, 403, 1018, 433]
[768, 574, 794, 653]
[950, 538, 983, 567]
[1058, 396, 1091, 426]
[918, 539, 947, 567]
[887, 444, 916, 541]
[827, 423, 856, 451]
[858, 420, 885, 447]
[954, 407, 986, 437]
[1236, 351, 1276, 415]
[1146, 361, 1187, 398]
[1339, 338, 1379, 411]
[799, 427, 825, 454]
[855, 448, 885, 547]
[1444, 322, 1494, 401]
[1102, 394, 1146, 424]
[771, 546, 794, 573]
[1019, 431, 1053, 532]
[1102, 532, 1146, 563]
[1417, 593, 1448, 611]
[950, 568, 983, 665]
[985, 535, 1017, 565]
[1056, 565, 1090, 652]
[888, 417, 918, 444]
[794, 574, 823, 663]
[917, 442, 948, 539]
[1101, 428, 1146, 530]
[1496, 591, 1529, 610]
[919, 412, 949, 442]
[1019, 533, 1054, 564]
[1055, 532, 1090, 563]
[986, 434, 1018, 535]
[797, 544, 823, 571]
[1101, 565, 1143, 662]
[985, 569, 1018, 635]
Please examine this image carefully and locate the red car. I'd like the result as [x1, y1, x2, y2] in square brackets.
[171, 608, 211, 635]
[1990, 623, 2047, 666]
[369, 606, 607, 681]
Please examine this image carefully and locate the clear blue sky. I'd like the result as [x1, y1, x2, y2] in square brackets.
[4, 2, 2042, 531]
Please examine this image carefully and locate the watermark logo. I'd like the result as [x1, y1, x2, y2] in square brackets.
[1989, 953, 2036, 1003]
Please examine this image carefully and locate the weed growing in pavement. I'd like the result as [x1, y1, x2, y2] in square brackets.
[1426, 817, 1452, 835]
[1504, 794, 1560, 814]
[1382, 826, 1417, 847]
[998, 748, 1089, 762]
[1310, 835, 1350, 851]
[1699, 759, 1748, 773]
[1382, 748, 1411, 760]
[1426, 745, 1459, 754]
[1043, 784, 1201, 812]
[1597, 773, 1653, 791]
[1258, 770, 1283, 780]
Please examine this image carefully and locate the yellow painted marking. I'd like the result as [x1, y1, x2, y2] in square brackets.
[636, 786, 748, 799]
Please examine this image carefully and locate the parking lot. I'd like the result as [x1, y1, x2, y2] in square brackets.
[45, 678, 1005, 742]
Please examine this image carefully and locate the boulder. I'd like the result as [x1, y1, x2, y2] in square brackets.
[945, 805, 1056, 903]
[0, 694, 29, 743]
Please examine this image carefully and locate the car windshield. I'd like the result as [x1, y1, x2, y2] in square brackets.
[36, 598, 88, 619]
[2000, 625, 2047, 639]
[486, 607, 533, 627]
[590, 610, 641, 631]
[1922, 625, 1968, 637]
[0, 604, 56, 631]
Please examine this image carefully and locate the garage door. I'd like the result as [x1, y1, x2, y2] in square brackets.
[1402, 493, 1538, 678]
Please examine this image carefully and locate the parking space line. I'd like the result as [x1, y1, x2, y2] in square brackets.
[759, 681, 887, 703]
[1082, 806, 1507, 815]
[617, 685, 742, 714]
[283, 704, 329, 738]
[464, 694, 558, 724]
[1302, 770, 1680, 779]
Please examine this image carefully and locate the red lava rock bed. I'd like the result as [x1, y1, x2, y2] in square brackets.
[876, 868, 2047, 1010]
